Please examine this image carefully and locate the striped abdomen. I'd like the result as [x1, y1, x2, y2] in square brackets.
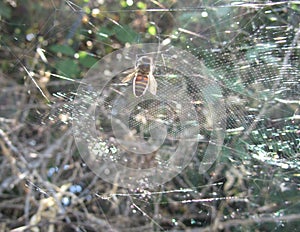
[133, 72, 149, 97]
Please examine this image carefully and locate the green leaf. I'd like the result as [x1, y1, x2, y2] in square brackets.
[147, 25, 157, 36]
[114, 25, 138, 43]
[291, 3, 299, 11]
[78, 51, 98, 68]
[96, 27, 115, 41]
[137, 1, 147, 9]
[0, 2, 12, 18]
[56, 59, 80, 77]
[49, 45, 75, 56]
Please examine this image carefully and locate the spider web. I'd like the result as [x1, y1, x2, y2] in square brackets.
[0, 0, 299, 231]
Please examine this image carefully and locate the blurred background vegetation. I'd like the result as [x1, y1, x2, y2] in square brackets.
[0, 0, 299, 231]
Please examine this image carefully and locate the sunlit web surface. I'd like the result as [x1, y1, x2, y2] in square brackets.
[0, 0, 299, 231]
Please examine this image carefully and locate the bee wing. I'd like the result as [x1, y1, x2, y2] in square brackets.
[148, 73, 157, 95]
[121, 70, 137, 83]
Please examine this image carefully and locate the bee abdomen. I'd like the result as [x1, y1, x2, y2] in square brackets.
[134, 75, 149, 97]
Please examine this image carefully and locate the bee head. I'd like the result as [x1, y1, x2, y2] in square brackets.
[136, 56, 153, 71]
[136, 56, 153, 65]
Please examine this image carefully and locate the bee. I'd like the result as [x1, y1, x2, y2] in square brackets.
[122, 56, 157, 97]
